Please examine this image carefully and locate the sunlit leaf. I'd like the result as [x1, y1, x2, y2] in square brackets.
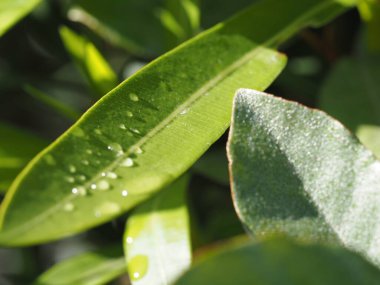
[228, 89, 380, 266]
[125, 176, 191, 285]
[59, 26, 118, 97]
[0, 0, 42, 37]
[175, 238, 380, 285]
[34, 246, 125, 285]
[0, 0, 354, 246]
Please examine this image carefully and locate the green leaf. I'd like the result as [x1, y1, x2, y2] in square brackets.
[0, 0, 353, 246]
[34, 246, 125, 285]
[0, 122, 48, 193]
[124, 176, 191, 285]
[0, 0, 42, 37]
[175, 238, 380, 285]
[59, 26, 118, 97]
[228, 89, 380, 266]
[24, 85, 81, 121]
[69, 0, 171, 56]
[319, 57, 380, 157]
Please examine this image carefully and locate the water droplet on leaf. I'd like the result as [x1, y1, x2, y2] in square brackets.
[97, 180, 110, 191]
[129, 93, 139, 102]
[69, 165, 76, 173]
[127, 111, 133, 117]
[63, 203, 75, 212]
[94, 202, 121, 218]
[122, 190, 128, 197]
[121, 157, 134, 167]
[128, 255, 148, 281]
[72, 186, 87, 196]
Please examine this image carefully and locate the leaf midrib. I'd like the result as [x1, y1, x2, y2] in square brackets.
[0, 0, 333, 240]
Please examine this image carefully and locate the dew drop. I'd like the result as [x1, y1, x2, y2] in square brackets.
[86, 149, 93, 155]
[121, 157, 134, 167]
[129, 93, 139, 102]
[97, 180, 110, 191]
[65, 176, 75, 183]
[94, 129, 102, 135]
[107, 143, 124, 156]
[94, 202, 121, 218]
[119, 124, 127, 130]
[63, 203, 75, 212]
[107, 172, 118, 179]
[69, 165, 76, 173]
[77, 175, 86, 182]
[44, 154, 56, 166]
[126, 111, 133, 117]
[126, 236, 133, 244]
[129, 128, 141, 135]
[180, 108, 188, 115]
[90, 183, 97, 190]
[72, 186, 87, 196]
[128, 255, 148, 281]
[82, 160, 89, 166]
[121, 190, 129, 197]
[72, 127, 85, 138]
[133, 146, 143, 155]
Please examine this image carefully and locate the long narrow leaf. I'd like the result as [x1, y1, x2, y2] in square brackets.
[0, 0, 355, 246]
[125, 176, 191, 285]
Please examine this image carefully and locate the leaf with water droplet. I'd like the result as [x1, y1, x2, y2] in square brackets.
[34, 245, 126, 285]
[0, 0, 354, 245]
[124, 176, 191, 285]
[228, 89, 380, 267]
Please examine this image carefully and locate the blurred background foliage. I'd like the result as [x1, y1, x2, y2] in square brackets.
[0, 0, 378, 284]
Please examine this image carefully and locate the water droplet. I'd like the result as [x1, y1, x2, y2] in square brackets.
[90, 183, 97, 190]
[94, 202, 121, 218]
[66, 176, 75, 183]
[63, 203, 75, 212]
[128, 255, 148, 281]
[97, 180, 110, 191]
[86, 149, 93, 155]
[129, 93, 139, 102]
[121, 157, 134, 167]
[126, 236, 133, 244]
[121, 190, 128, 197]
[44, 154, 56, 165]
[72, 186, 87, 196]
[82, 160, 89, 166]
[94, 129, 102, 135]
[107, 143, 124, 156]
[77, 175, 86, 182]
[133, 146, 143, 155]
[69, 165, 76, 173]
[129, 128, 141, 135]
[107, 172, 118, 179]
[119, 124, 127, 130]
[180, 108, 188, 115]
[73, 127, 85, 138]
[126, 111, 133, 117]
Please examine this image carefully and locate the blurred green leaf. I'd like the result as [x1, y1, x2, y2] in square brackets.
[0, 122, 48, 193]
[193, 148, 229, 185]
[59, 26, 118, 97]
[175, 238, 380, 285]
[319, 57, 380, 157]
[24, 85, 81, 121]
[124, 176, 191, 285]
[34, 246, 125, 285]
[228, 89, 380, 266]
[69, 0, 171, 56]
[0, 0, 42, 37]
[0, 0, 354, 246]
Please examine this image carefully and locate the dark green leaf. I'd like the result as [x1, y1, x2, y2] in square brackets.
[228, 89, 380, 266]
[34, 246, 125, 285]
[175, 238, 380, 285]
[319, 57, 380, 157]
[124, 176, 191, 285]
[0, 122, 48, 193]
[0, 0, 354, 246]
